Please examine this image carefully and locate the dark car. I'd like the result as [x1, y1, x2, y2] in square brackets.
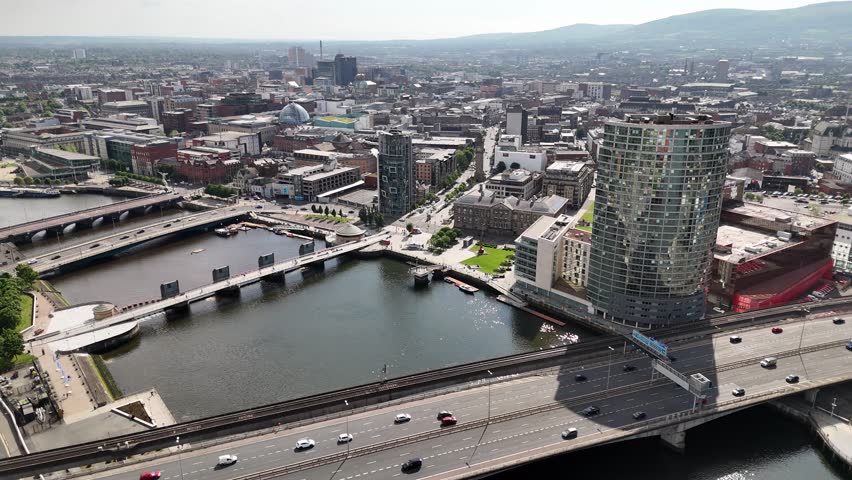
[50, 255, 61, 260]
[772, 327, 783, 334]
[120, 235, 130, 240]
[786, 374, 800, 384]
[834, 317, 846, 325]
[729, 335, 742, 344]
[622, 364, 636, 372]
[575, 374, 587, 382]
[90, 243, 100, 249]
[401, 458, 422, 473]
[632, 411, 646, 420]
[582, 406, 600, 416]
[137, 230, 145, 234]
[436, 411, 453, 420]
[732, 387, 746, 397]
[846, 340, 852, 351]
[440, 416, 457, 426]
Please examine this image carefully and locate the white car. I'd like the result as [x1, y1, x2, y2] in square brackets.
[394, 413, 412, 424]
[26, 259, 38, 265]
[217, 454, 238, 466]
[295, 438, 315, 450]
[337, 433, 354, 443]
[713, 307, 726, 314]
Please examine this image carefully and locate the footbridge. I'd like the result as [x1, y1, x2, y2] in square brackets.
[0, 193, 183, 244]
[29, 232, 391, 352]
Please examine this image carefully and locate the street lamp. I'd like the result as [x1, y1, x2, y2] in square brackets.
[344, 400, 350, 456]
[605, 346, 615, 393]
[175, 436, 184, 480]
[466, 370, 493, 467]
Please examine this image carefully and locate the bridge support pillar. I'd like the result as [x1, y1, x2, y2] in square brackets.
[660, 425, 687, 453]
[216, 286, 241, 296]
[263, 272, 286, 283]
[166, 301, 190, 313]
[804, 388, 821, 407]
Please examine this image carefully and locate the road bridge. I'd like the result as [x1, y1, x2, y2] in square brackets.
[0, 193, 183, 244]
[7, 299, 852, 478]
[6, 206, 253, 276]
[29, 232, 391, 352]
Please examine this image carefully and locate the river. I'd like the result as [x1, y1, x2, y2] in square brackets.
[23, 196, 851, 478]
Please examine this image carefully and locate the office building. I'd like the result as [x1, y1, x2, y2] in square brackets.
[543, 161, 594, 207]
[506, 105, 529, 144]
[514, 215, 572, 290]
[378, 129, 414, 217]
[563, 229, 592, 289]
[453, 187, 569, 236]
[163, 109, 193, 134]
[587, 114, 732, 327]
[715, 59, 730, 81]
[485, 169, 543, 199]
[72, 48, 86, 60]
[334, 54, 357, 86]
[101, 100, 151, 117]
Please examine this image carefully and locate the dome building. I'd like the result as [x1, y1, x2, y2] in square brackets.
[328, 223, 365, 245]
[279, 102, 310, 126]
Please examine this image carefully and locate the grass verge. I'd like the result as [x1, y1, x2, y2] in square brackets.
[17, 294, 33, 332]
[577, 201, 594, 232]
[90, 354, 122, 401]
[307, 214, 350, 223]
[461, 245, 514, 274]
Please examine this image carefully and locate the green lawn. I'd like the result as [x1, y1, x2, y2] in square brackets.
[17, 294, 33, 332]
[577, 201, 594, 232]
[461, 245, 514, 274]
[307, 214, 350, 223]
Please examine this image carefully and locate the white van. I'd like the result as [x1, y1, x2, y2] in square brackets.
[760, 357, 777, 368]
[217, 454, 238, 466]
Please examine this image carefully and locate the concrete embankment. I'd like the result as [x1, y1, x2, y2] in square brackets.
[770, 394, 852, 471]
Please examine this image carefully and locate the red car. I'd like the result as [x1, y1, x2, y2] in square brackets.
[772, 327, 783, 334]
[140, 473, 161, 480]
[440, 416, 458, 426]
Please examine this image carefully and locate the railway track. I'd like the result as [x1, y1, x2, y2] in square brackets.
[3, 298, 851, 476]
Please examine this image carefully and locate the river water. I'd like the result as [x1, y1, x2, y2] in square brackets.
[18, 196, 851, 478]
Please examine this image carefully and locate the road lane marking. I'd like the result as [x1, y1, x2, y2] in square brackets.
[462, 437, 473, 441]
[372, 434, 381, 438]
[264, 444, 276, 448]
[432, 444, 442, 448]
[367, 461, 376, 465]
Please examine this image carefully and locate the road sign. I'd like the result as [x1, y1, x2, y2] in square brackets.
[632, 330, 668, 358]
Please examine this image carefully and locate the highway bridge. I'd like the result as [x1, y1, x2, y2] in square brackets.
[30, 232, 391, 352]
[0, 193, 182, 244]
[6, 298, 852, 478]
[5, 206, 254, 276]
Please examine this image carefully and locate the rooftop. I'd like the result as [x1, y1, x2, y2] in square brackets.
[723, 202, 834, 232]
[547, 161, 588, 174]
[714, 224, 803, 264]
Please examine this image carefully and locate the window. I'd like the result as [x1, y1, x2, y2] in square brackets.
[389, 167, 397, 174]
[389, 187, 398, 194]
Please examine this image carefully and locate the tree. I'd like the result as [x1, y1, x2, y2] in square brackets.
[794, 188, 803, 195]
[331, 209, 337, 217]
[575, 127, 587, 139]
[760, 125, 785, 142]
[33, 178, 42, 185]
[509, 162, 521, 170]
[375, 213, 384, 228]
[495, 161, 506, 173]
[324, 206, 330, 216]
[311, 205, 317, 213]
[22, 176, 33, 185]
[359, 208, 367, 223]
[339, 210, 346, 217]
[169, 130, 180, 137]
[12, 177, 22, 186]
[14, 264, 38, 290]
[0, 329, 23, 372]
[406, 223, 414, 233]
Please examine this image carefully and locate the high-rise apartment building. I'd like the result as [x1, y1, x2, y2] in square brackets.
[288, 46, 306, 67]
[715, 59, 730, 81]
[587, 114, 731, 327]
[378, 129, 414, 217]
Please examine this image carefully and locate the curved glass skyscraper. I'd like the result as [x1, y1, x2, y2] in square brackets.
[587, 114, 731, 327]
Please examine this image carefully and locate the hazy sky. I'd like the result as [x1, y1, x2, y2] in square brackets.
[1, 0, 827, 40]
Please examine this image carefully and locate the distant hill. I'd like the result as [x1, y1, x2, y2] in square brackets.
[424, 1, 852, 49]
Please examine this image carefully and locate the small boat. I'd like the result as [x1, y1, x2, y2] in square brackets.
[190, 249, 206, 255]
[459, 284, 478, 294]
[214, 228, 232, 237]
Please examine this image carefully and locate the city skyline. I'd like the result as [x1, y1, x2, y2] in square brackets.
[0, 0, 826, 41]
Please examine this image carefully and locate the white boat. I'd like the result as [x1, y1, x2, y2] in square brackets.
[214, 228, 232, 237]
[190, 249, 206, 255]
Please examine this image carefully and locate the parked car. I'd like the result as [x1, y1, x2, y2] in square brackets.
[786, 374, 800, 384]
[401, 458, 423, 473]
[561, 428, 578, 439]
[395, 413, 412, 423]
[834, 317, 846, 325]
[295, 438, 315, 450]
